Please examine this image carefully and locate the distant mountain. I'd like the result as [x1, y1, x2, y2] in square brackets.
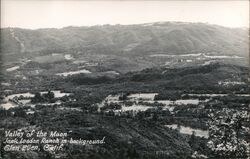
[1, 22, 249, 57]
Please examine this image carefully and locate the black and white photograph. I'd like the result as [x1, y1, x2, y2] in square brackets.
[0, 0, 249, 158]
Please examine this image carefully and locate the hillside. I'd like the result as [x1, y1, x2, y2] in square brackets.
[1, 22, 248, 58]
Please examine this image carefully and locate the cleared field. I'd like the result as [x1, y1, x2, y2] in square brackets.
[33, 54, 66, 63]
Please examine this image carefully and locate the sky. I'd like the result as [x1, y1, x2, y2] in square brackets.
[1, 0, 249, 29]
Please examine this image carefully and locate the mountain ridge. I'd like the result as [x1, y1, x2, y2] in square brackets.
[1, 21, 248, 58]
[1, 21, 249, 30]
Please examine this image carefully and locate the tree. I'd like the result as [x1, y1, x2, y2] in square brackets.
[44, 91, 55, 101]
[0, 128, 5, 159]
[31, 92, 43, 103]
[14, 108, 26, 118]
[189, 131, 199, 150]
[119, 93, 128, 101]
[207, 109, 249, 158]
[152, 112, 158, 121]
